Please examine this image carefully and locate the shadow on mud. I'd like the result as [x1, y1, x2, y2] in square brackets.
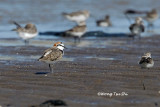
[39, 30, 129, 38]
[35, 72, 50, 75]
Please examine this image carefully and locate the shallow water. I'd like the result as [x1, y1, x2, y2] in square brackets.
[0, 0, 160, 40]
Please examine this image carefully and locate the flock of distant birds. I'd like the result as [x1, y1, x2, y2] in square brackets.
[10, 8, 158, 72]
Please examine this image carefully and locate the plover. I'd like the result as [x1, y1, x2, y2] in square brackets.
[62, 10, 90, 25]
[129, 17, 145, 39]
[12, 21, 38, 45]
[38, 42, 65, 73]
[96, 15, 112, 27]
[139, 52, 154, 69]
[65, 21, 86, 43]
[144, 9, 159, 30]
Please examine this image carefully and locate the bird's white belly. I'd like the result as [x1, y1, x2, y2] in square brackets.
[140, 62, 154, 68]
[99, 22, 109, 27]
[67, 15, 86, 22]
[18, 32, 37, 40]
[70, 32, 85, 37]
[132, 27, 141, 34]
[145, 16, 159, 23]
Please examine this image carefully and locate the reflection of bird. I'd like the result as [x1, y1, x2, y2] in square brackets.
[31, 100, 67, 107]
[39, 100, 67, 106]
[38, 42, 65, 73]
[139, 52, 154, 69]
[144, 9, 159, 30]
[65, 21, 86, 43]
[129, 17, 145, 39]
[96, 15, 112, 27]
[12, 21, 38, 45]
[62, 10, 90, 25]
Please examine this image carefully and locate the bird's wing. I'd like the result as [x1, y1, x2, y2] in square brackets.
[39, 48, 63, 61]
[139, 57, 146, 64]
[129, 24, 135, 31]
[146, 57, 153, 64]
[69, 11, 83, 16]
[68, 25, 86, 32]
[140, 25, 145, 32]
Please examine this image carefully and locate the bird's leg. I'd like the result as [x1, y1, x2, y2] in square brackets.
[138, 34, 141, 40]
[74, 37, 77, 43]
[24, 40, 29, 46]
[49, 64, 52, 72]
[49, 64, 54, 73]
[150, 23, 154, 31]
[142, 83, 146, 90]
[74, 37, 79, 44]
[147, 23, 154, 32]
[132, 35, 135, 40]
[78, 37, 81, 43]
[50, 64, 54, 73]
[147, 23, 150, 31]
[24, 40, 27, 46]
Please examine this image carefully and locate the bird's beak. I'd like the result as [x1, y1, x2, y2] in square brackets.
[64, 46, 67, 49]
[11, 29, 16, 31]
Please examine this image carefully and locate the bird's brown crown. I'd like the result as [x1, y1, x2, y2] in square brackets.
[53, 42, 62, 47]
[144, 52, 151, 58]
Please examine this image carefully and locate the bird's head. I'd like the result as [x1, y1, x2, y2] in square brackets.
[83, 10, 90, 18]
[135, 17, 143, 24]
[144, 52, 151, 58]
[53, 42, 66, 50]
[151, 9, 157, 13]
[105, 15, 110, 19]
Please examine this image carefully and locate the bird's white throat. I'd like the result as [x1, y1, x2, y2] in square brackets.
[57, 45, 64, 51]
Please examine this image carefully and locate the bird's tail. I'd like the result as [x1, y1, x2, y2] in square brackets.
[38, 57, 42, 61]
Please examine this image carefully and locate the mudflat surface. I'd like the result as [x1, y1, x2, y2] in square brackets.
[0, 36, 160, 107]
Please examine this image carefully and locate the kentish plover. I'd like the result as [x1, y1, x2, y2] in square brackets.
[129, 17, 145, 39]
[144, 9, 159, 30]
[65, 21, 86, 43]
[96, 15, 112, 27]
[12, 21, 38, 45]
[62, 10, 90, 25]
[38, 42, 65, 73]
[139, 52, 154, 69]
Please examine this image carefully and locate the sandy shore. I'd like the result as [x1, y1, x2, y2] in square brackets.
[0, 35, 160, 107]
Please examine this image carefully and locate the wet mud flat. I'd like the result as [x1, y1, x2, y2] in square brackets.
[0, 36, 160, 107]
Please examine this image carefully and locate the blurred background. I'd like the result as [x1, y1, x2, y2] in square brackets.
[0, 0, 160, 39]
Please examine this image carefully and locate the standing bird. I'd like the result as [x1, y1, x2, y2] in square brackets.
[129, 17, 145, 39]
[65, 21, 86, 43]
[144, 9, 159, 30]
[139, 52, 154, 69]
[38, 42, 65, 73]
[12, 21, 38, 45]
[62, 10, 90, 25]
[96, 15, 112, 27]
